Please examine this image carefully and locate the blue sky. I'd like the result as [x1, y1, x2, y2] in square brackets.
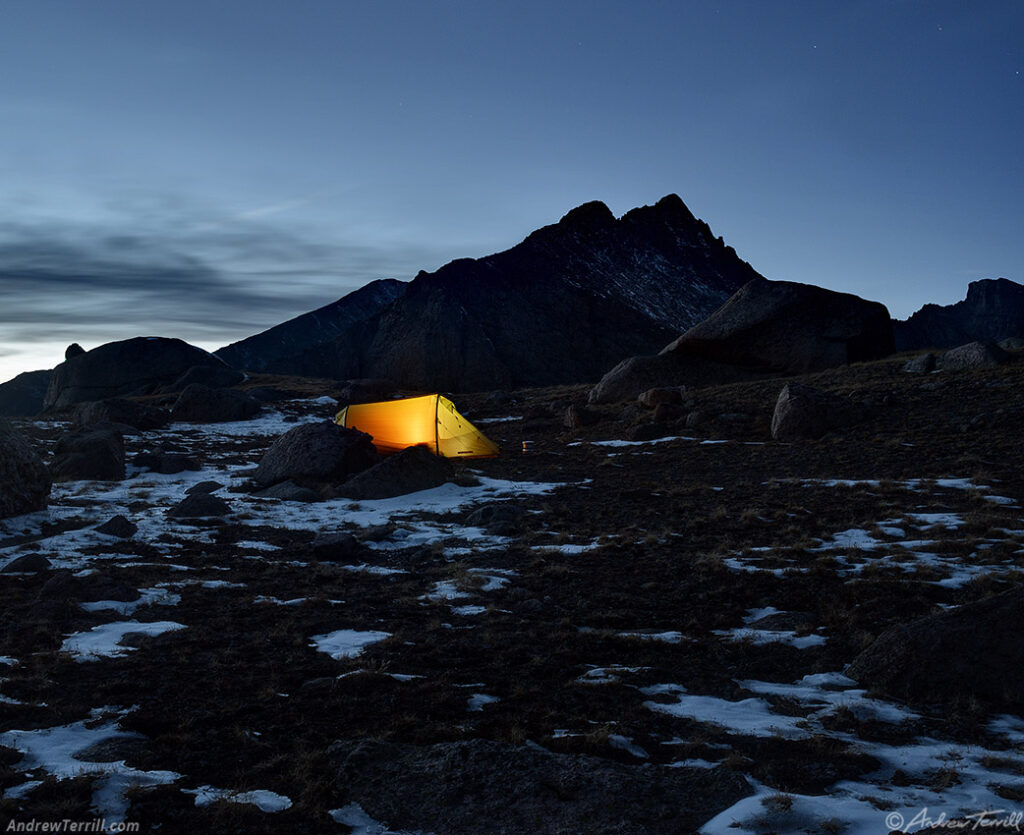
[1, 0, 1021, 381]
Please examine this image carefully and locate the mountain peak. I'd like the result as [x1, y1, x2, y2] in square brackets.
[557, 200, 615, 229]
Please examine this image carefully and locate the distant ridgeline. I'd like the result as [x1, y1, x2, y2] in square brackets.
[214, 194, 763, 391]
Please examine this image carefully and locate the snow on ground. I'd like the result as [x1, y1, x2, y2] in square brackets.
[310, 629, 392, 660]
[78, 586, 182, 614]
[184, 785, 293, 812]
[635, 671, 1024, 834]
[712, 628, 827, 648]
[0, 709, 180, 821]
[61, 620, 187, 661]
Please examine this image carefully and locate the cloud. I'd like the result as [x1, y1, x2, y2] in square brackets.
[0, 214, 431, 351]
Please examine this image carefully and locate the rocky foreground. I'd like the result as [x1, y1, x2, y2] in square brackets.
[0, 353, 1023, 833]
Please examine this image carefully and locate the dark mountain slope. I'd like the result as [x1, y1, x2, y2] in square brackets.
[215, 278, 406, 372]
[893, 278, 1024, 351]
[283, 194, 763, 390]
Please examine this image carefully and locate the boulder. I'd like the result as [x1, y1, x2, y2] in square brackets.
[0, 418, 51, 518]
[167, 493, 231, 519]
[563, 404, 600, 430]
[653, 402, 686, 423]
[164, 364, 245, 393]
[590, 278, 894, 404]
[337, 446, 454, 500]
[73, 398, 170, 431]
[846, 587, 1024, 709]
[132, 447, 201, 475]
[44, 337, 231, 410]
[628, 422, 673, 442]
[254, 422, 379, 488]
[902, 353, 936, 374]
[40, 572, 139, 603]
[938, 341, 1009, 371]
[170, 384, 261, 423]
[0, 370, 52, 417]
[50, 426, 125, 482]
[65, 343, 86, 360]
[336, 379, 400, 406]
[95, 515, 138, 538]
[1, 553, 52, 573]
[329, 738, 751, 835]
[770, 383, 864, 441]
[1000, 336, 1024, 352]
[638, 387, 685, 409]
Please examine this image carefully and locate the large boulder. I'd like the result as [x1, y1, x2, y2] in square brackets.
[846, 587, 1024, 709]
[164, 363, 245, 394]
[50, 426, 125, 482]
[937, 340, 1009, 371]
[329, 738, 750, 835]
[0, 370, 52, 417]
[0, 419, 51, 518]
[43, 337, 232, 410]
[254, 422, 379, 488]
[170, 384, 261, 423]
[73, 398, 170, 431]
[337, 445, 454, 500]
[771, 383, 865, 441]
[590, 278, 894, 403]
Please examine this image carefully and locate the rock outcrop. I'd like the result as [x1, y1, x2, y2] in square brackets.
[0, 418, 51, 519]
[44, 337, 230, 410]
[846, 587, 1024, 709]
[591, 278, 894, 403]
[894, 278, 1024, 351]
[0, 370, 52, 417]
[216, 279, 407, 372]
[277, 195, 762, 390]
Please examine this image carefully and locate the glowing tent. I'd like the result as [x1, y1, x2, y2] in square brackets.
[335, 394, 500, 459]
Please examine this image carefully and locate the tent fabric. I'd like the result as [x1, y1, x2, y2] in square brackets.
[335, 394, 499, 459]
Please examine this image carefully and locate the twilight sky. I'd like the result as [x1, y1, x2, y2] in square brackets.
[1, 0, 1021, 382]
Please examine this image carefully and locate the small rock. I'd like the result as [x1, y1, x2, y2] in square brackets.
[310, 532, 366, 562]
[186, 480, 224, 495]
[168, 493, 231, 519]
[255, 481, 322, 503]
[465, 503, 527, 535]
[902, 353, 936, 374]
[95, 515, 138, 538]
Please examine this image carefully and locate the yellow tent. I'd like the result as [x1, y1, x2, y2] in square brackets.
[335, 394, 500, 459]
